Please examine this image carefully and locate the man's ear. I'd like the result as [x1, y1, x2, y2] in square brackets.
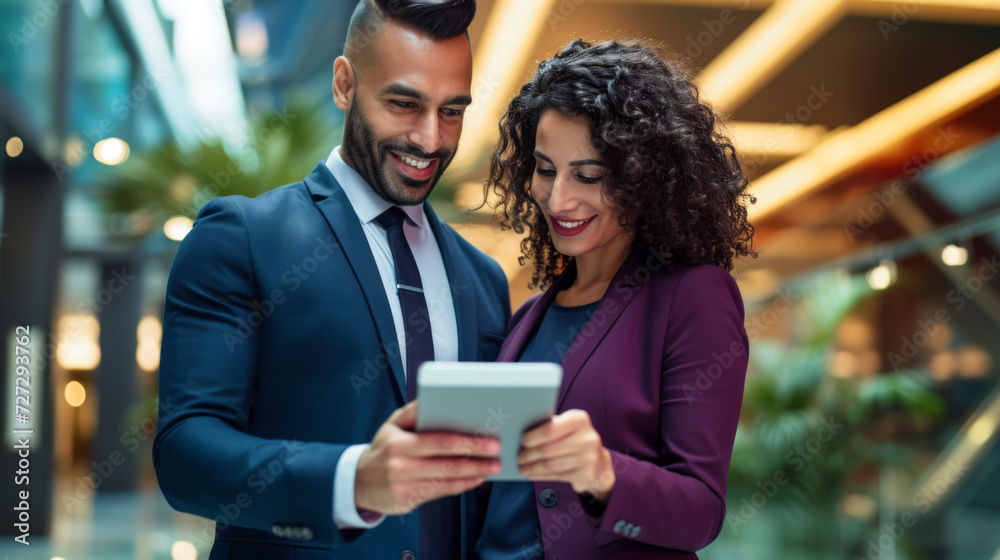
[333, 56, 356, 111]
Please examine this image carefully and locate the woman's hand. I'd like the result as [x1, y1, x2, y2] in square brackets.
[518, 409, 616, 503]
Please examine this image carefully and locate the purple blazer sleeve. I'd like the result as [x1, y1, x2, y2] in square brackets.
[593, 265, 749, 551]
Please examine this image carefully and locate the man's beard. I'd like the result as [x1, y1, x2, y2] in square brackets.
[341, 98, 455, 206]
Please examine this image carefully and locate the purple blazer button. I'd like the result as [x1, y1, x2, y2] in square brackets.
[538, 488, 558, 508]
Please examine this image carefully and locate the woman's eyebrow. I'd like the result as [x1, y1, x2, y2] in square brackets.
[534, 151, 606, 167]
[533, 150, 553, 163]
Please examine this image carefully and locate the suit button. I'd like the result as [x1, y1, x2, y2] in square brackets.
[401, 551, 416, 560]
[539, 488, 558, 508]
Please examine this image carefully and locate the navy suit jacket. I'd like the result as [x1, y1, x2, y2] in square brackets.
[153, 163, 510, 559]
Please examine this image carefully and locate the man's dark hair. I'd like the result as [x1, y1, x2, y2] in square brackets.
[345, 0, 476, 62]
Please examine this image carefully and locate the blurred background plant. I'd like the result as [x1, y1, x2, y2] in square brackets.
[93, 96, 473, 242]
[706, 272, 947, 559]
[93, 97, 339, 240]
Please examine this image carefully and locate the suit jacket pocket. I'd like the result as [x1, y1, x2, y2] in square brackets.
[477, 332, 505, 362]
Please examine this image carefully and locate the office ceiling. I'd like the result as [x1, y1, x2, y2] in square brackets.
[226, 0, 1000, 304]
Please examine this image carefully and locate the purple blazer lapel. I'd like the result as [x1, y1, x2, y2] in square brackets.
[555, 252, 644, 409]
[498, 249, 648, 408]
[496, 284, 562, 363]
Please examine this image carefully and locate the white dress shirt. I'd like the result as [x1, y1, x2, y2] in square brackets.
[326, 146, 459, 529]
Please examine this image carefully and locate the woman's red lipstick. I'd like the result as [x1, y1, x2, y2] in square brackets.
[550, 215, 596, 237]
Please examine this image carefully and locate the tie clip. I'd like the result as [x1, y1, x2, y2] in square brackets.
[398, 283, 424, 294]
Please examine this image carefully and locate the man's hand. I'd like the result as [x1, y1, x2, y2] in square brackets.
[518, 409, 616, 503]
[355, 400, 501, 515]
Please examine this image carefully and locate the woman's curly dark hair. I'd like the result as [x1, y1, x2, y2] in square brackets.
[486, 38, 756, 289]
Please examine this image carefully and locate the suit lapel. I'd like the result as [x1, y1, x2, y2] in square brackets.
[424, 204, 478, 362]
[555, 252, 643, 409]
[498, 252, 645, 409]
[304, 163, 407, 401]
[496, 273, 569, 363]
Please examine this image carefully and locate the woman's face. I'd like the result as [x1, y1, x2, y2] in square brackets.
[530, 110, 632, 262]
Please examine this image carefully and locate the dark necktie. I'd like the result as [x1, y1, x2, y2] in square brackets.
[375, 207, 435, 401]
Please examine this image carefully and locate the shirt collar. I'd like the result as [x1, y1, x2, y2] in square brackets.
[325, 146, 428, 230]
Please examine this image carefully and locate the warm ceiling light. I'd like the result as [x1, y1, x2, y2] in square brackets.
[866, 260, 896, 290]
[57, 342, 101, 371]
[730, 122, 828, 160]
[94, 138, 130, 165]
[941, 244, 968, 266]
[968, 414, 996, 446]
[64, 381, 87, 407]
[448, 0, 561, 176]
[848, 0, 1000, 26]
[695, 0, 846, 114]
[749, 48, 1000, 222]
[164, 216, 194, 241]
[137, 315, 163, 372]
[171, 540, 198, 560]
[56, 314, 101, 370]
[137, 342, 161, 372]
[138, 315, 163, 342]
[6, 136, 24, 157]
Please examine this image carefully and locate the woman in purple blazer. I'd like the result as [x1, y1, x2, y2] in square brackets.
[469, 39, 757, 559]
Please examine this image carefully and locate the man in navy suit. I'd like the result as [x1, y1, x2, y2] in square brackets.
[152, 1, 509, 558]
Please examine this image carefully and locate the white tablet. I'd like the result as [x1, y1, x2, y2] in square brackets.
[415, 361, 563, 481]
